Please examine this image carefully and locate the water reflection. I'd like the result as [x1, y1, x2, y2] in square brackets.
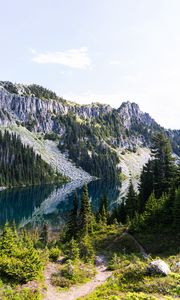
[0, 180, 124, 228]
[0, 185, 54, 227]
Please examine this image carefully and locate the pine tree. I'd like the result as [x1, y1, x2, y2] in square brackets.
[138, 160, 154, 212]
[66, 192, 79, 239]
[125, 180, 137, 219]
[144, 193, 157, 216]
[98, 195, 108, 225]
[173, 188, 180, 230]
[68, 238, 80, 261]
[176, 163, 180, 188]
[79, 185, 92, 235]
[80, 234, 95, 262]
[41, 223, 49, 246]
[118, 199, 127, 223]
[151, 133, 176, 198]
[0, 223, 17, 255]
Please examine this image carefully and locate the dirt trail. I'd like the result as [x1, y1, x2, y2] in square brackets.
[44, 232, 148, 300]
[44, 256, 111, 300]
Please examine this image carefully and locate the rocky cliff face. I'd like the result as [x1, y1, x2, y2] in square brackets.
[118, 101, 156, 129]
[0, 81, 179, 155]
[0, 83, 112, 133]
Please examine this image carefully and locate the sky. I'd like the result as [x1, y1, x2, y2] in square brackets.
[0, 0, 180, 129]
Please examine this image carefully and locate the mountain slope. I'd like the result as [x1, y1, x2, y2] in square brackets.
[0, 130, 66, 187]
[0, 81, 179, 181]
[0, 124, 93, 183]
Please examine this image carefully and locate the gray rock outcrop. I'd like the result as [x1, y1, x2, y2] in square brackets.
[147, 259, 171, 276]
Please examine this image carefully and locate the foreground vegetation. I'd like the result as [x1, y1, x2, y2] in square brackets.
[79, 254, 180, 300]
[0, 132, 179, 299]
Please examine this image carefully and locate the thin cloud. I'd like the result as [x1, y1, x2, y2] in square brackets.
[109, 60, 122, 65]
[32, 47, 92, 70]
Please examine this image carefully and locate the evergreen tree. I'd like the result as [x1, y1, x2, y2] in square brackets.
[125, 180, 137, 219]
[144, 193, 158, 218]
[98, 195, 108, 225]
[173, 188, 180, 230]
[80, 234, 95, 262]
[138, 160, 154, 212]
[162, 186, 175, 225]
[0, 224, 43, 283]
[68, 238, 80, 261]
[151, 133, 176, 198]
[175, 162, 180, 188]
[118, 199, 127, 223]
[0, 223, 17, 255]
[41, 223, 49, 246]
[66, 192, 79, 239]
[79, 185, 92, 235]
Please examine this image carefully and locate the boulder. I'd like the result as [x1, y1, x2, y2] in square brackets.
[174, 262, 180, 272]
[147, 259, 171, 276]
[95, 255, 105, 267]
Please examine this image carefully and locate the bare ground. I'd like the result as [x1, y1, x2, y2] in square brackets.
[44, 257, 111, 300]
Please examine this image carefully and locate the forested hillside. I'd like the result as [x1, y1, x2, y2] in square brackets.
[0, 130, 66, 187]
[57, 113, 120, 180]
[111, 132, 180, 236]
[1, 82, 180, 181]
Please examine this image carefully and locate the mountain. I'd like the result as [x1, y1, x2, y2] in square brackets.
[0, 81, 179, 181]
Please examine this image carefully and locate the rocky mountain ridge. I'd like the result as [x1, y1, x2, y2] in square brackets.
[0, 82, 160, 146]
[0, 81, 179, 181]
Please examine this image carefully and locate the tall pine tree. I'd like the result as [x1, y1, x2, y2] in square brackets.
[79, 185, 92, 235]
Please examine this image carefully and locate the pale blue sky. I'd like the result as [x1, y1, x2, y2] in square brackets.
[0, 0, 180, 129]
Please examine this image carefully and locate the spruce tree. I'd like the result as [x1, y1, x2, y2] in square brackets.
[143, 193, 159, 227]
[173, 188, 180, 230]
[79, 185, 92, 235]
[138, 160, 154, 212]
[80, 234, 95, 262]
[41, 223, 49, 246]
[68, 238, 80, 261]
[125, 180, 137, 219]
[118, 199, 127, 223]
[98, 195, 108, 225]
[66, 192, 79, 239]
[151, 133, 176, 198]
[176, 163, 180, 188]
[0, 223, 17, 255]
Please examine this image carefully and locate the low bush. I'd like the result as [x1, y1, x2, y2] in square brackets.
[49, 247, 61, 262]
[51, 260, 95, 289]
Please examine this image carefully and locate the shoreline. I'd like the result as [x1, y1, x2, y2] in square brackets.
[0, 187, 7, 191]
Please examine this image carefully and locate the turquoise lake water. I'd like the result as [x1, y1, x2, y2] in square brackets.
[0, 180, 122, 229]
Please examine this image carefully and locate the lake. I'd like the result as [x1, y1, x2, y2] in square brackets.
[0, 179, 130, 229]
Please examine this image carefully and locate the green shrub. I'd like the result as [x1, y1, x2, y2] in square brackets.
[51, 274, 71, 288]
[0, 286, 41, 300]
[109, 253, 121, 270]
[0, 224, 44, 283]
[67, 238, 80, 261]
[51, 260, 95, 289]
[80, 235, 95, 263]
[49, 247, 61, 262]
[125, 292, 156, 300]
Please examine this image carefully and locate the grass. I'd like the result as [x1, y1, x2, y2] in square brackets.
[78, 253, 180, 300]
[132, 229, 180, 257]
[51, 260, 96, 289]
[0, 279, 42, 300]
[76, 225, 180, 300]
[92, 225, 140, 259]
